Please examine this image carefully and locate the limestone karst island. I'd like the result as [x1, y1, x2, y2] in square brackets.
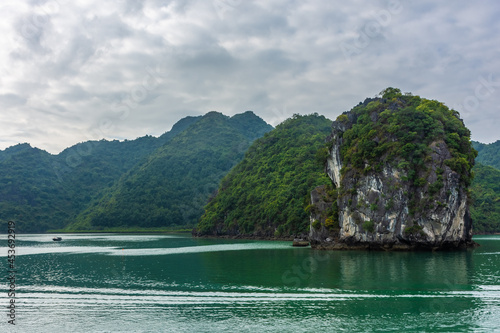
[310, 88, 477, 250]
[197, 88, 481, 250]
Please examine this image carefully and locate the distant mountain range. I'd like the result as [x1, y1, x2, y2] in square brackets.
[1, 110, 499, 234]
[473, 141, 500, 170]
[0, 111, 272, 232]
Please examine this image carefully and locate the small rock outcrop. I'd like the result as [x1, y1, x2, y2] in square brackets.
[310, 88, 478, 250]
[309, 185, 338, 246]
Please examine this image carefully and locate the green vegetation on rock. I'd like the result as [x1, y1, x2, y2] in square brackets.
[196, 114, 332, 237]
[341, 88, 476, 187]
[337, 88, 477, 220]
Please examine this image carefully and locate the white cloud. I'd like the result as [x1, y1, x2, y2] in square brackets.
[0, 0, 499, 153]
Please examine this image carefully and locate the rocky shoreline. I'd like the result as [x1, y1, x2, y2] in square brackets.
[192, 231, 480, 250]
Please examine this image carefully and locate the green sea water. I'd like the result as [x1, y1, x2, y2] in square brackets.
[1, 234, 500, 332]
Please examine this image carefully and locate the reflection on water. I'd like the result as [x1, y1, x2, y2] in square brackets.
[12, 243, 292, 256]
[0, 234, 499, 332]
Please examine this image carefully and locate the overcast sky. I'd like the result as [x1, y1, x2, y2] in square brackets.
[1, 0, 499, 153]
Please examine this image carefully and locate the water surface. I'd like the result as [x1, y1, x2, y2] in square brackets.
[1, 234, 499, 332]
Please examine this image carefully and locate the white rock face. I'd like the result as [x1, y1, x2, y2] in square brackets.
[326, 131, 343, 188]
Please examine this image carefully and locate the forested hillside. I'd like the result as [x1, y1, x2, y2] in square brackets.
[0, 115, 200, 233]
[67, 111, 272, 231]
[473, 141, 500, 170]
[51, 116, 202, 218]
[0, 144, 72, 232]
[471, 163, 500, 233]
[469, 141, 500, 233]
[195, 114, 332, 237]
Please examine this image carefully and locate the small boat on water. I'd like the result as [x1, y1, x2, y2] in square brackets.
[52, 237, 62, 241]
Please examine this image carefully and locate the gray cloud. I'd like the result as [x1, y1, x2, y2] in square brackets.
[0, 93, 27, 107]
[0, 0, 499, 153]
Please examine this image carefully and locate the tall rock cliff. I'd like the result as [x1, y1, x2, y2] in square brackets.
[310, 88, 478, 250]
